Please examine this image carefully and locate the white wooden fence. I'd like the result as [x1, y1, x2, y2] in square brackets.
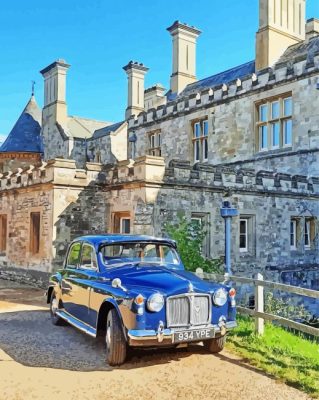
[196, 271, 319, 337]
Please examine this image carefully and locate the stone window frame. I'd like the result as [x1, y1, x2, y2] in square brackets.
[148, 129, 161, 157]
[191, 118, 209, 163]
[0, 214, 7, 253]
[191, 212, 211, 257]
[238, 214, 256, 256]
[112, 212, 131, 234]
[289, 216, 317, 252]
[255, 92, 292, 153]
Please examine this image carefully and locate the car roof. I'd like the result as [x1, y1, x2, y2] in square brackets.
[72, 234, 176, 247]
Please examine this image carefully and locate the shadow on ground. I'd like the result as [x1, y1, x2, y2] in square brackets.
[0, 310, 208, 371]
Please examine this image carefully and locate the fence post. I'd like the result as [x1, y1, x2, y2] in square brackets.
[255, 273, 264, 335]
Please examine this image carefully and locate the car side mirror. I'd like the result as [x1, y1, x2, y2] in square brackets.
[111, 278, 127, 292]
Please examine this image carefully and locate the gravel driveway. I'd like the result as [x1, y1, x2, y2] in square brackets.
[0, 280, 312, 400]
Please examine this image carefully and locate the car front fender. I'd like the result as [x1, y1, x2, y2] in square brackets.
[99, 298, 128, 340]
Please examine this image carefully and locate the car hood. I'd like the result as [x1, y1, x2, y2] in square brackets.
[102, 264, 225, 296]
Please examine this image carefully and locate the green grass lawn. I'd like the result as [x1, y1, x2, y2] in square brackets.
[226, 316, 319, 398]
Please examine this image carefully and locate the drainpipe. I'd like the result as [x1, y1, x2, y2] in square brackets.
[220, 201, 238, 277]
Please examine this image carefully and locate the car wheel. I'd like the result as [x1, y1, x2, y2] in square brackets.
[50, 292, 65, 326]
[105, 309, 127, 366]
[204, 335, 226, 353]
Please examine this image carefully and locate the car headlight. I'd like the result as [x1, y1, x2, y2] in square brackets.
[213, 288, 228, 307]
[147, 293, 164, 312]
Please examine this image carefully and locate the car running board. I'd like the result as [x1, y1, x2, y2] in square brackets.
[56, 310, 97, 338]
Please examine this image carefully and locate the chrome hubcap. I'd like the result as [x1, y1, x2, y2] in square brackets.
[51, 298, 58, 315]
[106, 321, 111, 348]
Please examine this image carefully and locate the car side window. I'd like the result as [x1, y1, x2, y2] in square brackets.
[66, 242, 81, 268]
[80, 243, 98, 270]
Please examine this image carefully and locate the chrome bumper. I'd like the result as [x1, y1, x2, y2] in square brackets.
[128, 321, 237, 346]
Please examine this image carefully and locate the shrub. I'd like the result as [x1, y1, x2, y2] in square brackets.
[165, 216, 223, 273]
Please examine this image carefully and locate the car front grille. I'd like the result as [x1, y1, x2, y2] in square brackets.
[166, 293, 211, 328]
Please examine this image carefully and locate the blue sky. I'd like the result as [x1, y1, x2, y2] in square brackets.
[1, 0, 318, 140]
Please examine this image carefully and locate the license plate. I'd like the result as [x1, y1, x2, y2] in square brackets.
[173, 328, 215, 343]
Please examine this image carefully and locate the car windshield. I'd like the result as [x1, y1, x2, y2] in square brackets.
[100, 242, 180, 267]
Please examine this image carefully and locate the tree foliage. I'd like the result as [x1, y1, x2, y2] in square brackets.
[165, 216, 223, 273]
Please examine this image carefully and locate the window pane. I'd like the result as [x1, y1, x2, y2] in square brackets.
[157, 133, 161, 147]
[259, 104, 268, 122]
[150, 134, 155, 148]
[121, 218, 130, 234]
[239, 235, 246, 249]
[259, 125, 268, 149]
[203, 138, 208, 160]
[81, 245, 97, 268]
[203, 120, 209, 136]
[67, 243, 81, 267]
[240, 220, 247, 234]
[271, 122, 280, 147]
[194, 141, 200, 161]
[290, 220, 296, 247]
[194, 122, 201, 138]
[283, 119, 292, 145]
[305, 221, 310, 247]
[239, 219, 248, 251]
[271, 101, 279, 119]
[284, 98, 292, 116]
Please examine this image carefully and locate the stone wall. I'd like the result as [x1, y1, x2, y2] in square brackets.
[42, 122, 70, 161]
[0, 159, 107, 272]
[100, 157, 319, 276]
[0, 182, 53, 271]
[129, 52, 319, 176]
[0, 156, 317, 284]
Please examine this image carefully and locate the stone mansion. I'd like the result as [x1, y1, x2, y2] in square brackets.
[0, 0, 318, 286]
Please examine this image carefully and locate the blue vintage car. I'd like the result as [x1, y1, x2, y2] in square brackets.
[47, 234, 236, 365]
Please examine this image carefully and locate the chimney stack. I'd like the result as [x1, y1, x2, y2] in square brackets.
[167, 21, 201, 95]
[40, 59, 70, 123]
[123, 61, 149, 119]
[306, 18, 319, 40]
[256, 0, 305, 70]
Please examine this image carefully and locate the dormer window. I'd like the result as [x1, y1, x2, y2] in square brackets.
[192, 118, 208, 162]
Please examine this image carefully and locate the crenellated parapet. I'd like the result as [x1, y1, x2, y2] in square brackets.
[163, 160, 319, 195]
[0, 158, 104, 191]
[1, 156, 318, 196]
[97, 157, 319, 196]
[128, 45, 319, 130]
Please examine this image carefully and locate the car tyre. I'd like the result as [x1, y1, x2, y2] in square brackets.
[204, 335, 226, 353]
[50, 292, 65, 326]
[105, 309, 127, 366]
